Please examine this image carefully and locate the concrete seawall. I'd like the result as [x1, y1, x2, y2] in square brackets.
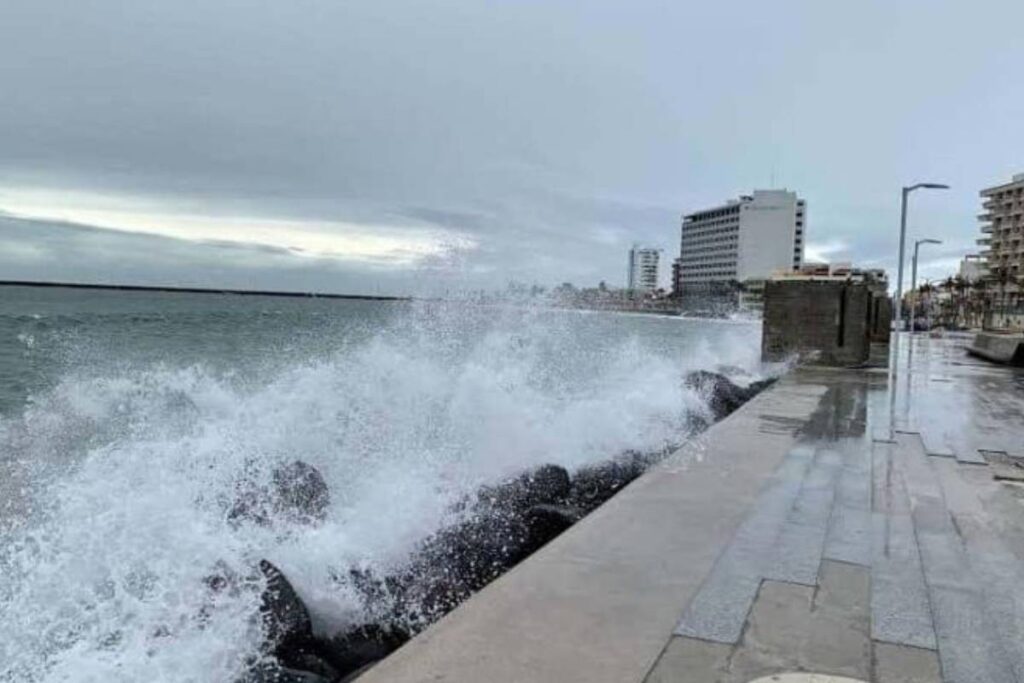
[358, 376, 831, 682]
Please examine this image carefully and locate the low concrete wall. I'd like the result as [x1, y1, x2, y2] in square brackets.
[762, 280, 872, 366]
[966, 331, 1024, 365]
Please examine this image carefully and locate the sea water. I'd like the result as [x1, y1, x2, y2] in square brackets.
[0, 286, 765, 682]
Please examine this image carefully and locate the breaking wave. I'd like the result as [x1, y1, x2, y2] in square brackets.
[0, 302, 763, 682]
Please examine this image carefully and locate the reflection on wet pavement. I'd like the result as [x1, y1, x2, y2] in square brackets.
[661, 334, 1024, 683]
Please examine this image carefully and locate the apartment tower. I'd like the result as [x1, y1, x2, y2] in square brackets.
[627, 245, 660, 293]
[978, 172, 1024, 278]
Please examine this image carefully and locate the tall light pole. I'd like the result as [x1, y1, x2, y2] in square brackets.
[910, 238, 942, 333]
[895, 183, 949, 333]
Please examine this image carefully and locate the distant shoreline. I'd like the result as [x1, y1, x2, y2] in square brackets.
[0, 280, 410, 301]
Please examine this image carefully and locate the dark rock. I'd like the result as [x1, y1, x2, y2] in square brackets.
[272, 461, 330, 524]
[685, 370, 748, 421]
[685, 371, 775, 422]
[477, 464, 570, 514]
[338, 457, 652, 642]
[317, 623, 409, 677]
[338, 661, 381, 683]
[240, 661, 331, 683]
[746, 377, 776, 397]
[229, 461, 329, 527]
[524, 504, 583, 550]
[567, 451, 652, 513]
[258, 560, 315, 665]
[408, 511, 534, 619]
[284, 653, 340, 681]
[228, 485, 272, 527]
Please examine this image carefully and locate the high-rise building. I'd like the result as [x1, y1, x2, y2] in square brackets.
[627, 245, 660, 292]
[672, 190, 806, 296]
[978, 173, 1024, 278]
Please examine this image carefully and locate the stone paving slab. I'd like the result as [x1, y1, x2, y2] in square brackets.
[644, 636, 731, 683]
[824, 441, 872, 566]
[874, 642, 942, 683]
[872, 439, 909, 516]
[674, 447, 814, 643]
[869, 438, 936, 650]
[761, 448, 841, 585]
[931, 457, 1024, 682]
[952, 448, 988, 466]
[915, 428, 956, 459]
[652, 561, 874, 683]
[870, 510, 937, 650]
[824, 494, 872, 567]
[891, 432, 1017, 683]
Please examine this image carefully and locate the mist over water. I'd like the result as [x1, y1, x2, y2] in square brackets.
[0, 288, 765, 682]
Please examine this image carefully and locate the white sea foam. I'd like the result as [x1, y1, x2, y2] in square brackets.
[0, 303, 764, 682]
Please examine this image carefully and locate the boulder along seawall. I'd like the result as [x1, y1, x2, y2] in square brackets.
[244, 371, 775, 683]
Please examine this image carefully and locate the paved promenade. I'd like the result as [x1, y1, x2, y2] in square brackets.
[361, 335, 1024, 683]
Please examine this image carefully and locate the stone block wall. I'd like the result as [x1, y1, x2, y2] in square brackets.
[869, 295, 892, 343]
[762, 280, 872, 366]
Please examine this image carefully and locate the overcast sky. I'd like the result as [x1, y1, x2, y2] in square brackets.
[1, 0, 1022, 296]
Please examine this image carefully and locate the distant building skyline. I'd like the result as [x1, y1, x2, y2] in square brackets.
[627, 245, 661, 293]
[673, 190, 806, 296]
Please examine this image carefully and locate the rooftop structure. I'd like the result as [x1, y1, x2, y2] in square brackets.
[770, 262, 888, 290]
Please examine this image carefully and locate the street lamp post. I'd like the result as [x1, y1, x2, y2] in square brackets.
[894, 183, 949, 334]
[910, 238, 942, 333]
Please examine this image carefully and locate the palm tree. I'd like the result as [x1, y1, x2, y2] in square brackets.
[1009, 271, 1023, 330]
[974, 277, 992, 330]
[941, 276, 957, 328]
[917, 281, 935, 330]
[992, 266, 1013, 329]
[954, 275, 968, 324]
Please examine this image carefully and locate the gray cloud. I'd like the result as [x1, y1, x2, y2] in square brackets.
[0, 214, 419, 295]
[2, 0, 1022, 293]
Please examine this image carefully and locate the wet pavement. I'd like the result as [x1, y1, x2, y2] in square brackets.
[657, 334, 1024, 683]
[360, 334, 1024, 683]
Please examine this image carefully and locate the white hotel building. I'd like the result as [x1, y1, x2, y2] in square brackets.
[673, 190, 806, 295]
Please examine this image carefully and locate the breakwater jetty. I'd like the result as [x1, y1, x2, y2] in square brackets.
[358, 335, 1024, 682]
[0, 280, 409, 301]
